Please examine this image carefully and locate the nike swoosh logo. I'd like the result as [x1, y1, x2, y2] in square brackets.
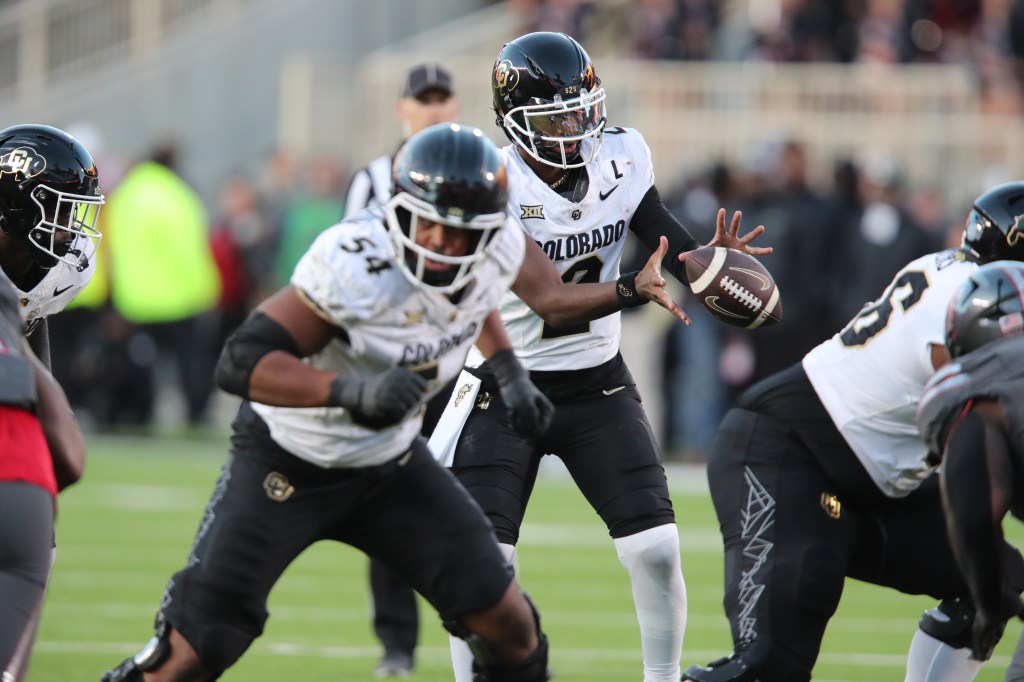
[602, 385, 626, 395]
[704, 296, 746, 319]
[598, 185, 619, 201]
[730, 266, 771, 291]
[53, 284, 73, 296]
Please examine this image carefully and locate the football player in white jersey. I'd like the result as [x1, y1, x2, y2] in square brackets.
[440, 32, 771, 682]
[342, 60, 460, 678]
[0, 124, 104, 368]
[917, 261, 1024, 669]
[683, 183, 1024, 682]
[102, 123, 564, 682]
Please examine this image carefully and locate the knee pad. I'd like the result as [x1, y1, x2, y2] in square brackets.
[469, 629, 549, 682]
[444, 593, 550, 682]
[101, 613, 171, 682]
[919, 597, 975, 650]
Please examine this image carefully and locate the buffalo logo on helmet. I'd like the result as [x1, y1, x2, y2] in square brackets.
[1008, 213, 1024, 248]
[494, 59, 520, 94]
[0, 147, 46, 180]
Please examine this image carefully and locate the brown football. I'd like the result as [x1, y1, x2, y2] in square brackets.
[685, 246, 782, 328]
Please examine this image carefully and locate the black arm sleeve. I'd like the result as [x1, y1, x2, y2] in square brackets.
[28, 317, 51, 371]
[628, 185, 700, 285]
[214, 311, 303, 399]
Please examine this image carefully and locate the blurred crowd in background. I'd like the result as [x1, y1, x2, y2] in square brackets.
[37, 0, 1018, 460]
[512, 0, 1024, 113]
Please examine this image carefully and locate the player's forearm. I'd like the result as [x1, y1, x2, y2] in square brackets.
[29, 346, 85, 490]
[940, 407, 1011, 613]
[628, 185, 698, 283]
[247, 351, 336, 407]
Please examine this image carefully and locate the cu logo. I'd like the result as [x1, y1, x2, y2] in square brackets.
[0, 147, 46, 179]
[494, 59, 520, 93]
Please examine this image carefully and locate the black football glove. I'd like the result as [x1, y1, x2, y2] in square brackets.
[971, 592, 1024, 661]
[328, 368, 428, 429]
[488, 348, 554, 440]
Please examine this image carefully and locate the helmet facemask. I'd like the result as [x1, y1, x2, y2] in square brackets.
[503, 87, 607, 169]
[385, 191, 504, 295]
[25, 183, 103, 270]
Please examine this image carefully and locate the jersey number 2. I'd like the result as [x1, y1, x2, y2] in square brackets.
[540, 255, 604, 339]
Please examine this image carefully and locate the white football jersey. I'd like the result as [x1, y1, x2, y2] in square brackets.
[17, 240, 97, 332]
[499, 128, 654, 371]
[252, 209, 525, 468]
[802, 249, 978, 497]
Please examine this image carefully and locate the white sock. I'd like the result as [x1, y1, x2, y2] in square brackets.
[450, 543, 518, 682]
[614, 523, 687, 682]
[905, 628, 982, 682]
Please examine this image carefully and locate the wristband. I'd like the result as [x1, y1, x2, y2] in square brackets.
[615, 271, 647, 309]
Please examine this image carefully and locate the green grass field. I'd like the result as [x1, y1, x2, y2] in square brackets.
[26, 432, 1024, 681]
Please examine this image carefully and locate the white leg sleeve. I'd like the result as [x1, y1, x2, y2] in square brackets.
[450, 543, 518, 682]
[614, 523, 687, 682]
[905, 629, 982, 682]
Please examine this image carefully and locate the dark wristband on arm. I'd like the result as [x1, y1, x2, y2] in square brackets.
[616, 271, 648, 309]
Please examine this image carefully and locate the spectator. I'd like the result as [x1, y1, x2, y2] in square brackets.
[102, 140, 222, 428]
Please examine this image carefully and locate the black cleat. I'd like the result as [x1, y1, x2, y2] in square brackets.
[682, 654, 756, 682]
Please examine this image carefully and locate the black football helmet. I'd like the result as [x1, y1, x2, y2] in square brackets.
[945, 260, 1024, 359]
[385, 122, 508, 294]
[961, 181, 1024, 263]
[0, 124, 103, 270]
[491, 31, 606, 169]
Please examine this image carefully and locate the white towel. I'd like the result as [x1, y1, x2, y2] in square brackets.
[427, 371, 482, 467]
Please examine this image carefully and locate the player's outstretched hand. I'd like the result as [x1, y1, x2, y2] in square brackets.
[330, 368, 429, 427]
[637, 236, 689, 325]
[696, 208, 772, 257]
[488, 349, 554, 439]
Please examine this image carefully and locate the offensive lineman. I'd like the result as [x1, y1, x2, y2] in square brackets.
[101, 123, 559, 682]
[917, 261, 1024, 670]
[440, 32, 772, 682]
[683, 183, 1024, 682]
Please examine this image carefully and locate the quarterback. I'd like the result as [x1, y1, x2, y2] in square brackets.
[442, 31, 771, 682]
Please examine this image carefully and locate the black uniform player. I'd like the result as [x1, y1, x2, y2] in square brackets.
[683, 184, 1024, 682]
[918, 261, 1024, 667]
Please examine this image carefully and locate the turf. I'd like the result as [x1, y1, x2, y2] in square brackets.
[27, 432, 1024, 681]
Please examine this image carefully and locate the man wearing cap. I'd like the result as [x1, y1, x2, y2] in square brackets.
[341, 61, 459, 678]
[344, 61, 459, 218]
